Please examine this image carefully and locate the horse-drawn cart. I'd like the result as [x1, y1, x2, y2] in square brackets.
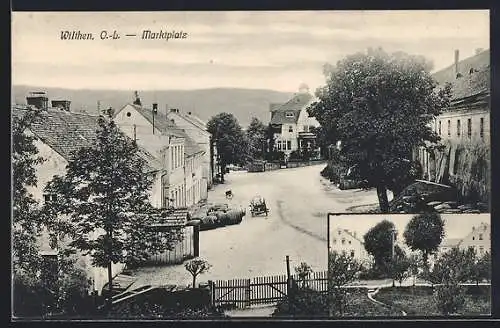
[249, 196, 269, 217]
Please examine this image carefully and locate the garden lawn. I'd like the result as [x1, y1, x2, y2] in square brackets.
[374, 286, 491, 316]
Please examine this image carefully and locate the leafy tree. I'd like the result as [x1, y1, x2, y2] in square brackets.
[12, 110, 45, 279]
[388, 246, 411, 286]
[245, 117, 268, 161]
[403, 212, 445, 267]
[363, 220, 396, 272]
[328, 251, 362, 316]
[474, 251, 491, 284]
[207, 113, 246, 182]
[184, 258, 212, 288]
[308, 48, 451, 212]
[408, 253, 422, 286]
[429, 247, 475, 315]
[294, 262, 313, 288]
[44, 111, 183, 303]
[434, 284, 466, 316]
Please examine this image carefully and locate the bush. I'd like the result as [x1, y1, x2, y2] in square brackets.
[273, 287, 329, 317]
[434, 284, 467, 315]
[357, 266, 388, 280]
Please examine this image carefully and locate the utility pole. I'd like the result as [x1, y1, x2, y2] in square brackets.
[391, 228, 396, 287]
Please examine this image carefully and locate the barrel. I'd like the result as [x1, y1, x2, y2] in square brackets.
[226, 210, 244, 225]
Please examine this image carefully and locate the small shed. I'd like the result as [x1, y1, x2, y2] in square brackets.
[145, 209, 199, 265]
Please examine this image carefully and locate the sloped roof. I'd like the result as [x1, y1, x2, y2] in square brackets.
[148, 208, 190, 228]
[440, 238, 462, 248]
[181, 112, 207, 130]
[12, 108, 161, 172]
[432, 49, 490, 85]
[448, 67, 490, 100]
[119, 104, 204, 157]
[270, 92, 313, 125]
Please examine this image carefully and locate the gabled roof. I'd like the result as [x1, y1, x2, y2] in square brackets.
[181, 112, 207, 130]
[432, 49, 490, 85]
[12, 108, 161, 172]
[433, 49, 490, 101]
[448, 67, 490, 100]
[116, 104, 205, 157]
[270, 92, 313, 125]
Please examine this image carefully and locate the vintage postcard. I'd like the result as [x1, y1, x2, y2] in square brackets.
[11, 10, 490, 319]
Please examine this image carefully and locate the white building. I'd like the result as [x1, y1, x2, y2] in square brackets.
[268, 85, 321, 160]
[329, 228, 372, 267]
[167, 108, 212, 191]
[114, 103, 206, 208]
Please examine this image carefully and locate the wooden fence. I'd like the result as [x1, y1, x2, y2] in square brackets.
[210, 271, 328, 309]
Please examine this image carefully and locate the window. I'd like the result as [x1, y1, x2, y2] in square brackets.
[341, 239, 345, 245]
[43, 194, 57, 203]
[288, 126, 293, 133]
[479, 246, 484, 255]
[348, 240, 351, 244]
[467, 118, 472, 138]
[285, 112, 294, 118]
[479, 234, 483, 240]
[287, 141, 291, 150]
[277, 141, 282, 151]
[447, 120, 451, 136]
[457, 119, 461, 136]
[332, 239, 337, 244]
[338, 231, 341, 235]
[350, 250, 355, 257]
[473, 236, 475, 241]
[438, 121, 442, 135]
[480, 117, 484, 139]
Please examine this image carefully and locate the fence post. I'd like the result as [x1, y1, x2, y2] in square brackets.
[245, 279, 251, 308]
[208, 280, 215, 307]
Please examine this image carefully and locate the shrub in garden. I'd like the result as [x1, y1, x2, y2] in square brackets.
[272, 287, 329, 317]
[434, 284, 466, 315]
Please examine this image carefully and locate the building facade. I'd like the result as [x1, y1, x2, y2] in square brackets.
[114, 103, 206, 208]
[414, 49, 490, 205]
[167, 108, 213, 190]
[438, 222, 490, 256]
[269, 85, 321, 160]
[330, 228, 372, 266]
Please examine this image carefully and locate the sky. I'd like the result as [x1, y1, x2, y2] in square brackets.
[11, 10, 489, 93]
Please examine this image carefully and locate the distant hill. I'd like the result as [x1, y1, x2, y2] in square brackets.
[12, 86, 295, 127]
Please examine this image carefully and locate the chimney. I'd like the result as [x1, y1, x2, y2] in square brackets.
[26, 91, 48, 110]
[51, 100, 71, 111]
[475, 48, 484, 55]
[454, 49, 460, 77]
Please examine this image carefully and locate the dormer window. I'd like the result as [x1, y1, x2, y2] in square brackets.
[285, 112, 294, 118]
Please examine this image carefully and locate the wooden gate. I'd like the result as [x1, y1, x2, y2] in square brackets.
[210, 271, 328, 309]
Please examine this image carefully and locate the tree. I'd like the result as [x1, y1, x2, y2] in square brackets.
[363, 220, 396, 272]
[389, 246, 411, 286]
[245, 117, 268, 161]
[12, 110, 45, 279]
[184, 258, 211, 288]
[474, 251, 491, 284]
[428, 247, 474, 315]
[408, 253, 422, 286]
[294, 262, 313, 288]
[207, 113, 246, 182]
[308, 48, 451, 212]
[403, 212, 445, 268]
[328, 251, 362, 316]
[44, 111, 183, 304]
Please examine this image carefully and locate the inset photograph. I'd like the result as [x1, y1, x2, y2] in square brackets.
[325, 213, 491, 317]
